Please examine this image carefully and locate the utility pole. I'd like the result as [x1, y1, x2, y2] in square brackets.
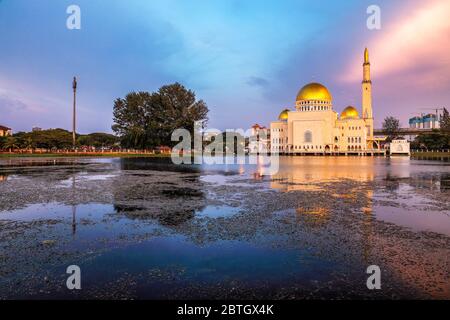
[72, 77, 77, 149]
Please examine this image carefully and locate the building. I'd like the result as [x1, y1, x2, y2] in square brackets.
[409, 113, 441, 130]
[270, 48, 383, 154]
[32, 126, 43, 132]
[390, 139, 410, 156]
[0, 125, 12, 137]
[249, 124, 270, 154]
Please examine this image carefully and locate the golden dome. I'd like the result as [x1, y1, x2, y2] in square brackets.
[296, 82, 332, 102]
[278, 109, 290, 121]
[340, 106, 359, 119]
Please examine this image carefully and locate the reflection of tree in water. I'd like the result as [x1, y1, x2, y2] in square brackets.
[407, 173, 450, 192]
[113, 159, 206, 227]
[439, 174, 450, 191]
[0, 174, 8, 182]
[113, 204, 200, 227]
[119, 157, 201, 174]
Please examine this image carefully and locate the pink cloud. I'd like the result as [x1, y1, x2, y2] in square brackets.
[340, 0, 450, 91]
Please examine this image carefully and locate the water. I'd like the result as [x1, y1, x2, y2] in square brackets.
[0, 156, 449, 299]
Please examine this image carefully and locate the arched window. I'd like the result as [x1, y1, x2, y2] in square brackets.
[304, 130, 312, 143]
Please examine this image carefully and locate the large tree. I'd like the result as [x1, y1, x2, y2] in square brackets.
[382, 116, 401, 142]
[112, 83, 209, 149]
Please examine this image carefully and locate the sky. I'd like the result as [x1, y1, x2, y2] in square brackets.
[0, 0, 449, 133]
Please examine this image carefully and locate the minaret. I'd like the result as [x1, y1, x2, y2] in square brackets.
[362, 48, 373, 139]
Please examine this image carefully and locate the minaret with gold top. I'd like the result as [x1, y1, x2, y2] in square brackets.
[362, 48, 373, 140]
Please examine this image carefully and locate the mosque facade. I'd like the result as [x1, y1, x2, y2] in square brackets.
[270, 48, 381, 154]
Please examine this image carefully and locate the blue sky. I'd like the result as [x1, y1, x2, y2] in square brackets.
[1, 0, 449, 133]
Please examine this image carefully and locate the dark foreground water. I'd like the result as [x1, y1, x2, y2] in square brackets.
[0, 156, 449, 299]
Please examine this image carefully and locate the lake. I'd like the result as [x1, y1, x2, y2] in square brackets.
[0, 156, 449, 299]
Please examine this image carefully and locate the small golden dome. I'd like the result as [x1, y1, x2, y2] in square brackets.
[296, 83, 332, 102]
[278, 109, 290, 121]
[341, 106, 359, 119]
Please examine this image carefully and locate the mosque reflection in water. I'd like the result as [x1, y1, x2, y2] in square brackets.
[270, 156, 376, 214]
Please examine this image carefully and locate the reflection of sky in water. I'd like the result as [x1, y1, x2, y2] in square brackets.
[58, 173, 118, 187]
[373, 183, 450, 236]
[374, 205, 450, 236]
[196, 205, 240, 218]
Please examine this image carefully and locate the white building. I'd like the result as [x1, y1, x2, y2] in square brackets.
[390, 139, 410, 156]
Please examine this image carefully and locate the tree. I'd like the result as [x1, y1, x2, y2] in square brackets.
[2, 136, 19, 152]
[382, 116, 400, 142]
[112, 91, 153, 149]
[414, 130, 450, 150]
[440, 108, 450, 132]
[112, 83, 209, 149]
[77, 133, 119, 148]
[30, 129, 73, 149]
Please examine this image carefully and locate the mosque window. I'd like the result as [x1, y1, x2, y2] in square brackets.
[304, 131, 312, 143]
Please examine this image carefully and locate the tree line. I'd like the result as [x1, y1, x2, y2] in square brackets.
[0, 129, 119, 152]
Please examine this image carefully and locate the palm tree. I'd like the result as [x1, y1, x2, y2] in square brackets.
[21, 137, 35, 153]
[3, 137, 19, 153]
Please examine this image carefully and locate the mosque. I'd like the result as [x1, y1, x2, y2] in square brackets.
[269, 48, 383, 155]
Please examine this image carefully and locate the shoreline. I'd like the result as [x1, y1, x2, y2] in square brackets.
[0, 152, 172, 159]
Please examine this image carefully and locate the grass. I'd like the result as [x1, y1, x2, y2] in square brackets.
[0, 152, 172, 159]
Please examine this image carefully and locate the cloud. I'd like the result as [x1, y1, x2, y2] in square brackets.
[0, 95, 28, 114]
[341, 0, 450, 91]
[247, 76, 270, 88]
